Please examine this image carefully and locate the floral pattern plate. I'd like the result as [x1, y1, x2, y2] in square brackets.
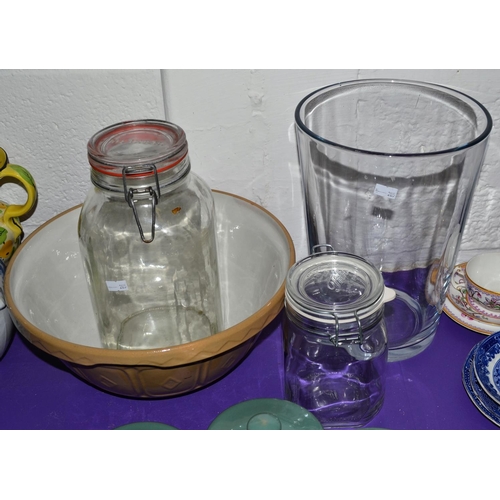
[444, 263, 499, 335]
[462, 344, 500, 427]
[473, 331, 500, 405]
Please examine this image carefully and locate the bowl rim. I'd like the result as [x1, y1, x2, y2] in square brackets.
[5, 190, 295, 367]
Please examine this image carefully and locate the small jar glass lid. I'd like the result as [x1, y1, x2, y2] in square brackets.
[286, 251, 385, 322]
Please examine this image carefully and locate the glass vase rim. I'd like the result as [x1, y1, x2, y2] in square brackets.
[294, 78, 493, 158]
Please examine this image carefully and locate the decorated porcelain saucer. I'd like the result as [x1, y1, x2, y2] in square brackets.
[462, 344, 500, 427]
[444, 263, 499, 335]
[473, 332, 500, 405]
[467, 293, 500, 324]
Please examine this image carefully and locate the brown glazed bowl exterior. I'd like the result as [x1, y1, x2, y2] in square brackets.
[5, 191, 295, 398]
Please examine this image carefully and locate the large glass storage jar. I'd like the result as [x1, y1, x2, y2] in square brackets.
[284, 249, 394, 428]
[78, 119, 223, 350]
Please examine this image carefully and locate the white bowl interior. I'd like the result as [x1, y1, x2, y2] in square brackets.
[9, 192, 291, 348]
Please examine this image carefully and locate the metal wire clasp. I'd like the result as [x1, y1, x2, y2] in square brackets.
[312, 244, 334, 254]
[328, 313, 341, 346]
[328, 311, 365, 346]
[122, 164, 161, 243]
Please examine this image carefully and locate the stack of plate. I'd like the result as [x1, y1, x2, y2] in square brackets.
[462, 331, 500, 426]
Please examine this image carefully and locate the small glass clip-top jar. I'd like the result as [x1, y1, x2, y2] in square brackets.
[284, 247, 395, 428]
[78, 119, 223, 350]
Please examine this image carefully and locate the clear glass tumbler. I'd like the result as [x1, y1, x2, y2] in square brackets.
[79, 119, 223, 350]
[295, 79, 492, 361]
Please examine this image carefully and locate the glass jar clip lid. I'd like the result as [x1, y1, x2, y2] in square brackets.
[285, 245, 396, 330]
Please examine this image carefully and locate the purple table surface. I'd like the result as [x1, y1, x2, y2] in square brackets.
[0, 312, 498, 430]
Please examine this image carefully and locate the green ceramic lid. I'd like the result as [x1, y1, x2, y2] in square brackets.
[115, 422, 177, 430]
[208, 398, 323, 430]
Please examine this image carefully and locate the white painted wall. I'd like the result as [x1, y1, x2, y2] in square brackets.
[1, 69, 499, 264]
[0, 69, 165, 235]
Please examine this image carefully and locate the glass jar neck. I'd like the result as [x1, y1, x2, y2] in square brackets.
[286, 299, 384, 332]
[285, 301, 385, 346]
[90, 152, 191, 195]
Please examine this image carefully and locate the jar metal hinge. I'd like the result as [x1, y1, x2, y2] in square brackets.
[312, 244, 334, 254]
[328, 311, 365, 346]
[122, 164, 161, 243]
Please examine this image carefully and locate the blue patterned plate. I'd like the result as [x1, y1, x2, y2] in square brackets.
[462, 344, 500, 427]
[473, 331, 500, 405]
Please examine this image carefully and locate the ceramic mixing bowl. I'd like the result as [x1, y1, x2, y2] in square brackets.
[5, 190, 295, 398]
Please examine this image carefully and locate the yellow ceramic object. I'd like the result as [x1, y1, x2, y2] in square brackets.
[0, 147, 37, 263]
[0, 147, 37, 360]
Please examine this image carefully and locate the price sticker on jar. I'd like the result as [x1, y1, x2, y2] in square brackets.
[106, 280, 129, 292]
[374, 183, 398, 200]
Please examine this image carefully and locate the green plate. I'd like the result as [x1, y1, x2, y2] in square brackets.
[208, 398, 323, 430]
[115, 422, 177, 430]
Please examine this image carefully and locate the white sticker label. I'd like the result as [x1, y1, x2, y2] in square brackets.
[106, 280, 128, 292]
[374, 183, 398, 200]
